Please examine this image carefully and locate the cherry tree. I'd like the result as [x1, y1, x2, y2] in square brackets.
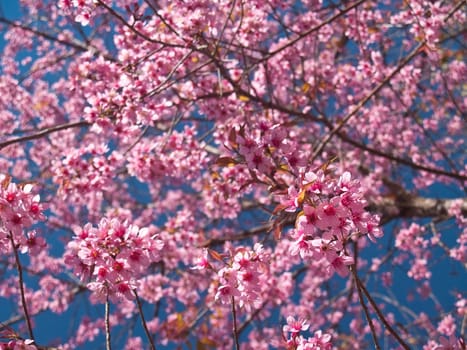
[0, 0, 465, 349]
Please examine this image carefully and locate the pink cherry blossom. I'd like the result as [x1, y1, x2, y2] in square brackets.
[0, 0, 465, 348]
[283, 316, 310, 336]
[64, 217, 163, 302]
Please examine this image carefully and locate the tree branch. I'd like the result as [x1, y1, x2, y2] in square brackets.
[351, 266, 381, 350]
[0, 120, 89, 151]
[370, 195, 466, 224]
[0, 16, 114, 61]
[231, 296, 240, 350]
[8, 232, 35, 342]
[134, 290, 156, 350]
[355, 274, 411, 350]
[105, 295, 112, 350]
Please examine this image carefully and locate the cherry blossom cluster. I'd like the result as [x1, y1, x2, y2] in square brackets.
[424, 335, 465, 350]
[280, 170, 382, 277]
[196, 165, 252, 220]
[64, 217, 164, 302]
[210, 243, 270, 310]
[395, 223, 432, 280]
[57, 0, 100, 26]
[127, 126, 209, 183]
[390, 0, 450, 49]
[0, 339, 37, 350]
[51, 143, 122, 204]
[446, 200, 467, 264]
[282, 316, 332, 350]
[234, 123, 308, 176]
[0, 174, 46, 256]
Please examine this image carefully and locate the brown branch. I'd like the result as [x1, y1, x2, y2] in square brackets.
[0, 16, 88, 52]
[231, 296, 240, 350]
[8, 232, 35, 341]
[370, 195, 467, 224]
[199, 194, 464, 250]
[0, 120, 89, 151]
[198, 223, 272, 248]
[105, 295, 112, 350]
[444, 0, 467, 22]
[134, 290, 156, 350]
[351, 266, 381, 350]
[355, 274, 411, 350]
[0, 16, 114, 61]
[339, 133, 467, 183]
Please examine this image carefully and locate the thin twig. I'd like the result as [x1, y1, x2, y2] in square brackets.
[231, 296, 240, 350]
[198, 223, 272, 248]
[461, 313, 466, 341]
[351, 266, 381, 350]
[213, 0, 237, 55]
[145, 48, 195, 98]
[8, 232, 35, 341]
[95, 0, 154, 44]
[0, 16, 88, 52]
[123, 126, 149, 156]
[134, 290, 156, 350]
[443, 0, 466, 22]
[356, 274, 411, 350]
[95, 0, 182, 49]
[143, 0, 183, 39]
[105, 295, 112, 350]
[0, 16, 114, 61]
[338, 133, 467, 183]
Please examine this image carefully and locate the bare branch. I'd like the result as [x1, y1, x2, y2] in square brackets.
[355, 273, 411, 350]
[371, 195, 467, 224]
[134, 290, 156, 350]
[105, 295, 112, 350]
[0, 120, 89, 151]
[8, 232, 35, 341]
[231, 296, 240, 350]
[351, 266, 381, 350]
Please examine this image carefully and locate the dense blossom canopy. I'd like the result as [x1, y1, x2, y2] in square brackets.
[0, 0, 465, 349]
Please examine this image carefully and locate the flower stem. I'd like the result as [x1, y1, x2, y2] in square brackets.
[9, 231, 35, 341]
[105, 295, 112, 350]
[231, 296, 240, 350]
[134, 290, 156, 350]
[351, 266, 381, 350]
